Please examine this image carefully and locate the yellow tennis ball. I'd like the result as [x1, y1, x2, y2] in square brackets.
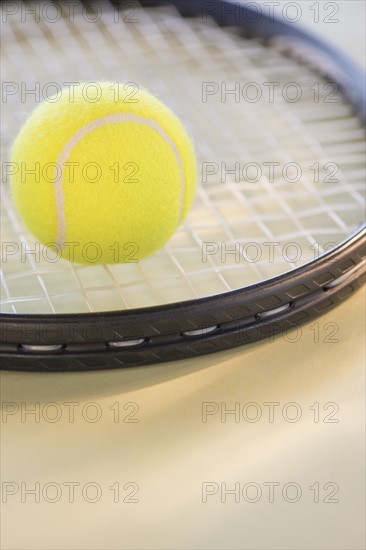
[10, 82, 196, 264]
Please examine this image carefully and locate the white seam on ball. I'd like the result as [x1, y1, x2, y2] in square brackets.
[53, 113, 186, 248]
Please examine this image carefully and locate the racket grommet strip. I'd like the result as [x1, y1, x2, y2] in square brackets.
[182, 325, 219, 338]
[323, 259, 366, 291]
[106, 339, 147, 348]
[255, 302, 294, 321]
[18, 344, 66, 353]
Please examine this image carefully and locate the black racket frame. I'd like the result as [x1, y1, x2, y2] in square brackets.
[1, 0, 365, 371]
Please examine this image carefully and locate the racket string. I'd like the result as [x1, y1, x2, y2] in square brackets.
[1, 2, 365, 313]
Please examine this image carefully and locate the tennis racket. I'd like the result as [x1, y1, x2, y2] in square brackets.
[1, 0, 365, 371]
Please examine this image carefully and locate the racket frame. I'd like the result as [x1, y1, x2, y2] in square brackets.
[1, 0, 365, 371]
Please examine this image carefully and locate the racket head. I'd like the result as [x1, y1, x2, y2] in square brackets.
[0, 0, 365, 370]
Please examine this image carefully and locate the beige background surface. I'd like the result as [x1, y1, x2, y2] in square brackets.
[1, 2, 365, 549]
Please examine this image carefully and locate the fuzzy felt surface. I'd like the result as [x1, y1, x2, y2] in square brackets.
[11, 83, 197, 264]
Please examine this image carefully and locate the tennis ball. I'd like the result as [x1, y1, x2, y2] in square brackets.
[10, 82, 196, 264]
